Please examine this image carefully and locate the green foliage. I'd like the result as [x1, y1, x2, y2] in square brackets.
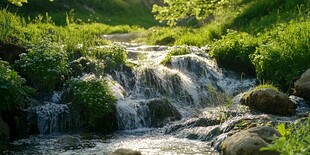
[65, 74, 116, 128]
[161, 46, 190, 65]
[261, 117, 310, 154]
[253, 84, 279, 92]
[15, 39, 68, 92]
[86, 44, 128, 71]
[152, 0, 232, 26]
[0, 60, 34, 113]
[210, 30, 258, 75]
[68, 56, 105, 77]
[251, 20, 310, 90]
[7, 0, 27, 6]
[0, 8, 27, 46]
[3, 0, 158, 27]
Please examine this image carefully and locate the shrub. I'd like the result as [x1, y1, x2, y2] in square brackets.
[86, 43, 127, 71]
[15, 39, 68, 92]
[261, 117, 310, 154]
[161, 46, 190, 65]
[0, 60, 34, 113]
[210, 30, 258, 75]
[68, 56, 105, 77]
[64, 74, 117, 129]
[251, 20, 310, 90]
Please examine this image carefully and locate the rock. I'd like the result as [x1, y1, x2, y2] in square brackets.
[110, 149, 142, 155]
[220, 126, 280, 155]
[294, 68, 310, 101]
[147, 99, 181, 127]
[58, 135, 82, 147]
[0, 117, 10, 143]
[241, 88, 297, 116]
[0, 42, 26, 63]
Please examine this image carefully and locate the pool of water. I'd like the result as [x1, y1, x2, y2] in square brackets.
[1, 129, 217, 155]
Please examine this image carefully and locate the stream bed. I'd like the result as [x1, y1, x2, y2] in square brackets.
[1, 43, 309, 155]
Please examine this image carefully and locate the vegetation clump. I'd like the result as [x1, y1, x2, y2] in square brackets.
[161, 46, 190, 65]
[87, 44, 128, 71]
[261, 118, 310, 154]
[0, 60, 34, 113]
[15, 39, 68, 92]
[64, 74, 117, 131]
[210, 30, 258, 75]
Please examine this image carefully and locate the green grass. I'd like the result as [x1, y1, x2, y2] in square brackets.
[0, 0, 159, 28]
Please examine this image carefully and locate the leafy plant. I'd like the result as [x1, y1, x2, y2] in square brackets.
[64, 74, 116, 129]
[15, 39, 68, 92]
[0, 60, 34, 113]
[261, 117, 310, 154]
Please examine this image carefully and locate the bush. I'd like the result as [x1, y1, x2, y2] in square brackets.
[0, 60, 34, 113]
[64, 74, 117, 130]
[251, 20, 310, 90]
[15, 39, 68, 92]
[68, 56, 105, 77]
[86, 43, 127, 71]
[261, 117, 310, 154]
[161, 46, 190, 65]
[210, 30, 258, 75]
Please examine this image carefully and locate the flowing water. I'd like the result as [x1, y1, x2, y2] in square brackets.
[1, 43, 309, 155]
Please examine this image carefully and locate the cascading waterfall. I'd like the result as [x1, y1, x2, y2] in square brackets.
[110, 44, 257, 130]
[27, 92, 71, 134]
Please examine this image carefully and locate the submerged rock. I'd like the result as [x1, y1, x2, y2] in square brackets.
[220, 126, 280, 155]
[58, 135, 82, 148]
[0, 117, 10, 143]
[241, 88, 296, 116]
[110, 149, 142, 155]
[294, 68, 310, 101]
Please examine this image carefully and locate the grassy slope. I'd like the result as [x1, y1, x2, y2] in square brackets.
[0, 0, 159, 28]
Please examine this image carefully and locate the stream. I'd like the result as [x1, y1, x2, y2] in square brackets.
[1, 42, 309, 155]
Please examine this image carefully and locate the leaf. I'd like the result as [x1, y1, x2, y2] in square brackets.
[277, 123, 286, 137]
[304, 135, 310, 144]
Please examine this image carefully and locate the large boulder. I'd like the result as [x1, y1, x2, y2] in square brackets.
[0, 117, 10, 143]
[220, 126, 280, 155]
[241, 88, 296, 116]
[294, 68, 310, 101]
[109, 149, 142, 155]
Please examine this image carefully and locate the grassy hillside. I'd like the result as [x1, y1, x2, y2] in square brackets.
[0, 0, 160, 28]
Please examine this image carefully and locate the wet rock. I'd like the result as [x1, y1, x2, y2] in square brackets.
[58, 135, 82, 147]
[110, 149, 142, 155]
[148, 99, 181, 127]
[0, 117, 10, 143]
[294, 68, 310, 101]
[0, 42, 26, 63]
[241, 88, 297, 116]
[220, 126, 280, 155]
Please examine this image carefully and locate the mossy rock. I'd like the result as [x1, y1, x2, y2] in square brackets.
[241, 88, 296, 116]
